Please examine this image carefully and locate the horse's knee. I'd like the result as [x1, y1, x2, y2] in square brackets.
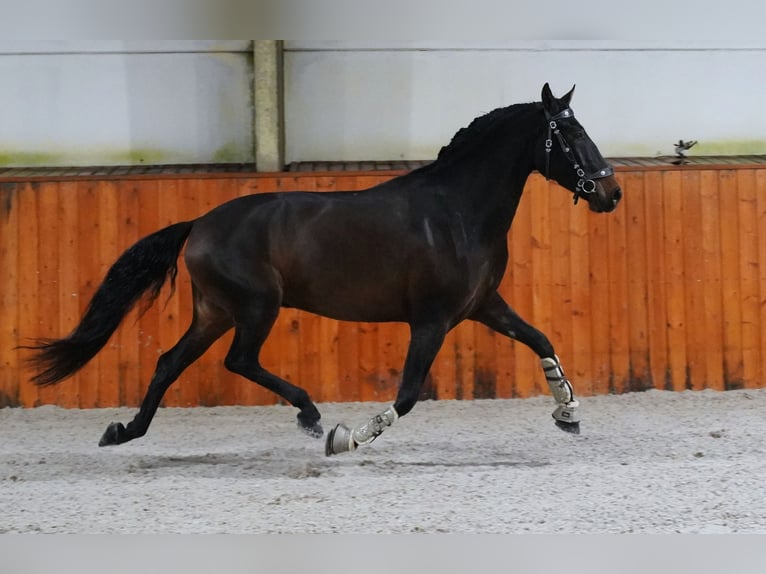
[223, 353, 253, 376]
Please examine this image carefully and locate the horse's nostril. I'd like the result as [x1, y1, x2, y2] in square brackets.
[613, 187, 623, 202]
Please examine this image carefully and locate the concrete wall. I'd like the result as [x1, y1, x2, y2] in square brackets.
[0, 41, 253, 167]
[284, 41, 766, 162]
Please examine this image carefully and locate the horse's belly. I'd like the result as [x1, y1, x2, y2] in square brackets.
[281, 260, 410, 320]
[282, 285, 409, 323]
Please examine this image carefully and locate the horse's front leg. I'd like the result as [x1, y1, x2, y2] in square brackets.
[326, 322, 447, 456]
[470, 292, 580, 434]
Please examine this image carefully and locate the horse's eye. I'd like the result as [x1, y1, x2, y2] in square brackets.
[574, 131, 585, 140]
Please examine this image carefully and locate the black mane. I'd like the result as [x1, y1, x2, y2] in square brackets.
[436, 102, 537, 162]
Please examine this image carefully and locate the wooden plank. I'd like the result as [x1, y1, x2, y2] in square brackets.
[606, 175, 630, 395]
[680, 171, 707, 390]
[718, 170, 744, 388]
[431, 329, 457, 400]
[394, 324, 414, 401]
[75, 180, 102, 407]
[276, 316, 305, 407]
[623, 172, 651, 392]
[17, 184, 40, 407]
[699, 171, 724, 391]
[318, 317, 341, 403]
[336, 319, 362, 402]
[96, 180, 121, 406]
[454, 321, 476, 400]
[737, 170, 760, 389]
[277, 285, 305, 402]
[32, 183, 60, 405]
[357, 321, 381, 401]
[473, 324, 497, 399]
[643, 171, 669, 390]
[662, 171, 688, 392]
[300, 309, 323, 401]
[588, 189, 612, 395]
[116, 180, 141, 406]
[490, 328, 512, 399]
[0, 183, 19, 406]
[56, 180, 81, 407]
[568, 186, 593, 395]
[757, 171, 766, 395]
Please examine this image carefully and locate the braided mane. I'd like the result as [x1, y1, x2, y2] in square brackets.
[436, 103, 534, 162]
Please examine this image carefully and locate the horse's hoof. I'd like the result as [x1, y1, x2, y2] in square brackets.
[555, 420, 581, 435]
[98, 422, 126, 446]
[325, 423, 354, 456]
[298, 420, 324, 439]
[297, 412, 323, 439]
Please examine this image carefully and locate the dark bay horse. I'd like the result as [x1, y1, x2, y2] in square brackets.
[26, 83, 622, 456]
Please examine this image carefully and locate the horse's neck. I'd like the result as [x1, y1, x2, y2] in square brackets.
[436, 142, 536, 236]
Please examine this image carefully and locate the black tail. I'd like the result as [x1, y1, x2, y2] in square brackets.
[24, 220, 195, 386]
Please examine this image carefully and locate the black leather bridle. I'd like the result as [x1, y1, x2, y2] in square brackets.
[543, 107, 614, 205]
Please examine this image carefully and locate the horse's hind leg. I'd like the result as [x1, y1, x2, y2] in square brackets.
[470, 291, 580, 434]
[99, 295, 232, 446]
[224, 302, 323, 438]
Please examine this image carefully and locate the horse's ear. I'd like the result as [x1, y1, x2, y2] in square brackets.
[541, 82, 555, 112]
[561, 84, 576, 106]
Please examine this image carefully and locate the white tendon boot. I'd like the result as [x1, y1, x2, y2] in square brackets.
[326, 405, 399, 456]
[541, 356, 581, 433]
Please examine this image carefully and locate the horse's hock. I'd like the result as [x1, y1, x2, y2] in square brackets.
[2, 156, 766, 408]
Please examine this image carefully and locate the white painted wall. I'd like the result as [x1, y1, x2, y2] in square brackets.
[2, 41, 766, 167]
[284, 41, 766, 162]
[0, 41, 253, 167]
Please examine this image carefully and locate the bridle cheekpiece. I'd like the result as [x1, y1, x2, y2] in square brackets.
[543, 107, 614, 205]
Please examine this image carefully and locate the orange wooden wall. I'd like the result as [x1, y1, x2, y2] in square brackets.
[1, 165, 765, 408]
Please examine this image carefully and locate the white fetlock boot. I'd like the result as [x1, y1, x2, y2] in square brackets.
[541, 356, 581, 434]
[325, 405, 399, 456]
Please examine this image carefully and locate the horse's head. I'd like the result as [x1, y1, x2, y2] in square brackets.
[537, 83, 622, 213]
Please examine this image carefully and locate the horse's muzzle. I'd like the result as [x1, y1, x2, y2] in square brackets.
[588, 178, 622, 213]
